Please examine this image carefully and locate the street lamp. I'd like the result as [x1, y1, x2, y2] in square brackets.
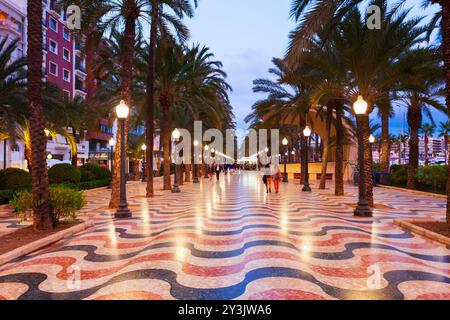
[193, 140, 200, 183]
[114, 100, 131, 218]
[302, 126, 312, 192]
[172, 128, 181, 193]
[204, 145, 210, 178]
[282, 137, 289, 183]
[141, 143, 147, 183]
[353, 96, 372, 217]
[108, 138, 116, 189]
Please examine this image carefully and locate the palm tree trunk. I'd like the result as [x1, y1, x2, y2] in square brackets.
[363, 113, 374, 207]
[109, 2, 138, 208]
[27, 0, 53, 230]
[335, 102, 344, 196]
[440, 0, 450, 225]
[145, 0, 158, 198]
[300, 113, 307, 185]
[319, 107, 332, 190]
[407, 105, 421, 190]
[161, 94, 172, 190]
[380, 110, 390, 172]
[361, 117, 374, 206]
[398, 141, 402, 165]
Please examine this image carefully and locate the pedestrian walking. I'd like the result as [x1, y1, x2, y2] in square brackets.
[263, 164, 272, 193]
[273, 167, 282, 193]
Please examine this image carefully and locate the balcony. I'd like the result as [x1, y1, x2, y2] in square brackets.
[75, 63, 87, 75]
[0, 19, 21, 37]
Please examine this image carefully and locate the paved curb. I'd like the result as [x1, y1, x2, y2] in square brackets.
[0, 220, 95, 266]
[394, 220, 450, 246]
[376, 184, 446, 199]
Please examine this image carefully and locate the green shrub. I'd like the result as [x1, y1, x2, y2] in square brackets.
[390, 164, 407, 187]
[48, 164, 81, 185]
[417, 165, 448, 194]
[11, 186, 86, 224]
[80, 163, 111, 181]
[0, 168, 31, 191]
[78, 179, 111, 190]
[0, 190, 14, 205]
[80, 168, 96, 182]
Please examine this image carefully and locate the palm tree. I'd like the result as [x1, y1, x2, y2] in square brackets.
[422, 0, 450, 225]
[0, 37, 27, 146]
[144, 0, 198, 197]
[155, 40, 232, 190]
[396, 134, 409, 165]
[292, 2, 426, 205]
[438, 120, 450, 164]
[421, 123, 436, 165]
[26, 0, 53, 230]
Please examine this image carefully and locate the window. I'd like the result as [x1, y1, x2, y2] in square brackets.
[63, 28, 70, 41]
[63, 69, 70, 82]
[63, 90, 70, 100]
[49, 17, 57, 31]
[49, 39, 57, 54]
[49, 62, 57, 76]
[63, 48, 70, 61]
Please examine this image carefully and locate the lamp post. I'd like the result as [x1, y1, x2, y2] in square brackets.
[354, 96, 372, 217]
[108, 138, 116, 189]
[114, 100, 132, 218]
[302, 126, 312, 192]
[204, 145, 209, 178]
[282, 137, 289, 182]
[172, 128, 181, 193]
[193, 140, 200, 183]
[141, 143, 147, 182]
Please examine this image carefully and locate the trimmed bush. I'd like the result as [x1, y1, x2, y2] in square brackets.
[78, 179, 111, 190]
[417, 165, 448, 194]
[80, 163, 111, 181]
[0, 168, 31, 191]
[390, 164, 407, 188]
[80, 168, 96, 182]
[11, 186, 86, 224]
[48, 163, 81, 185]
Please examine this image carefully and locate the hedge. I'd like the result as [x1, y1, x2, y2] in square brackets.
[0, 168, 32, 191]
[80, 163, 111, 181]
[48, 163, 81, 184]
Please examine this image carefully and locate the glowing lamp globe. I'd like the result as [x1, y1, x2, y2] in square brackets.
[141, 144, 147, 151]
[109, 138, 116, 147]
[303, 126, 312, 137]
[369, 135, 376, 144]
[115, 100, 129, 119]
[282, 138, 288, 146]
[353, 96, 368, 115]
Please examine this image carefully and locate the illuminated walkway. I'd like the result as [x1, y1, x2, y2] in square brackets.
[0, 171, 449, 300]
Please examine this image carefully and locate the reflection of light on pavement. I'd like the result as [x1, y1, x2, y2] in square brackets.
[299, 238, 313, 263]
[140, 201, 150, 228]
[175, 235, 188, 262]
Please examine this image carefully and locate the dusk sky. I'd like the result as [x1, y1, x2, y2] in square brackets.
[185, 0, 445, 135]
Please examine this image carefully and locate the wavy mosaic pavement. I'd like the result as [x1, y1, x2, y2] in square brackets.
[0, 172, 449, 300]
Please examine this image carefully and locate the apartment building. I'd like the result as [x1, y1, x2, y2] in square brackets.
[0, 0, 27, 169]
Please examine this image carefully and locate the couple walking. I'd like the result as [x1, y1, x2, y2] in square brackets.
[262, 164, 282, 194]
